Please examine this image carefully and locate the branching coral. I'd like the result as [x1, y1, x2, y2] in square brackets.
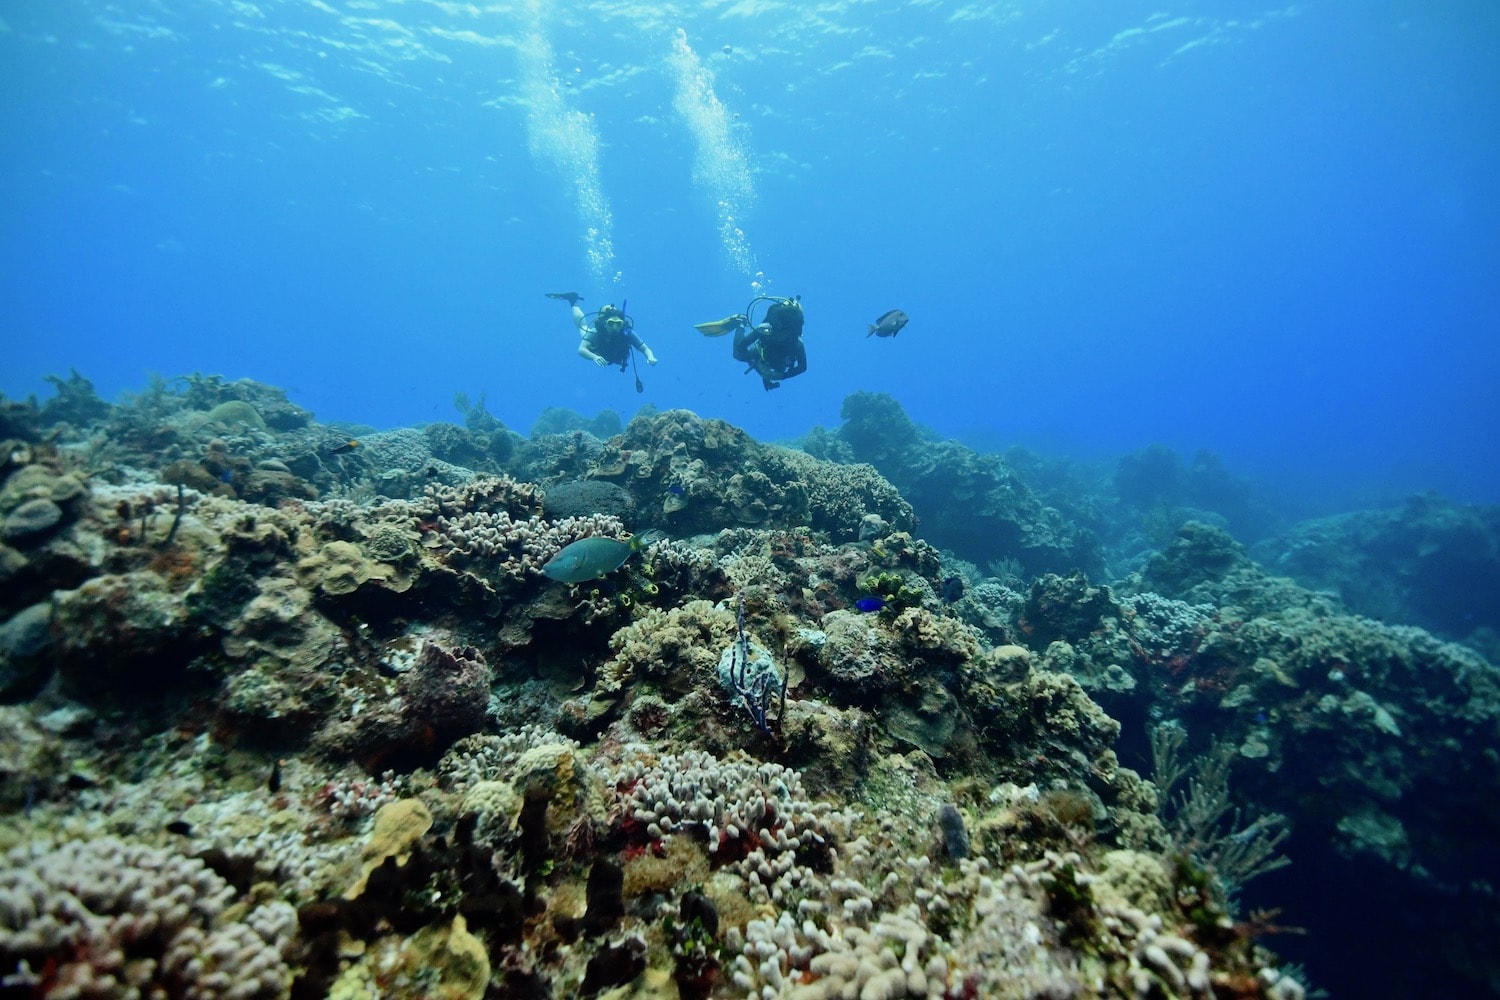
[603, 747, 847, 873]
[425, 508, 624, 583]
[0, 836, 294, 1000]
[1152, 725, 1291, 898]
[414, 475, 544, 520]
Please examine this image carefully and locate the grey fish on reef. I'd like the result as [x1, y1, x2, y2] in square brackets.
[867, 309, 909, 338]
[937, 803, 969, 862]
[543, 532, 658, 584]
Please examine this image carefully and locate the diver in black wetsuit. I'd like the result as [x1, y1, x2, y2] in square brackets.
[697, 295, 808, 391]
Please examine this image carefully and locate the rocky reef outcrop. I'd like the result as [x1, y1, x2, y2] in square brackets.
[1031, 522, 1500, 996]
[1254, 491, 1500, 652]
[1, 372, 1497, 999]
[821, 391, 1101, 577]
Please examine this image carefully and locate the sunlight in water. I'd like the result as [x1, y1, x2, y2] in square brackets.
[669, 28, 759, 283]
[516, 1, 616, 284]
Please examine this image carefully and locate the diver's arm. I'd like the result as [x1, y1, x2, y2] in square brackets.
[626, 331, 657, 365]
[784, 342, 808, 379]
[578, 340, 608, 366]
[625, 331, 658, 365]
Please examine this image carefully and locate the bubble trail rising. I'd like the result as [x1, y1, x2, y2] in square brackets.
[669, 28, 758, 281]
[517, 3, 616, 283]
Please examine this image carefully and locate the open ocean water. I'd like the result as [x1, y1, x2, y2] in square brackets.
[3, 0, 1497, 509]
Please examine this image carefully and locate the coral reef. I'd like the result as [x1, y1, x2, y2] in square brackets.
[830, 391, 1100, 576]
[587, 408, 914, 542]
[0, 836, 295, 999]
[1035, 522, 1500, 995]
[2, 372, 1497, 998]
[1253, 492, 1500, 646]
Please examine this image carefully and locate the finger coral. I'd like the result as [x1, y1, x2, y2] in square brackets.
[0, 836, 295, 1000]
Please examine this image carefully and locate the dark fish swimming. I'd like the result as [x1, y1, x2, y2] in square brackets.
[937, 803, 969, 862]
[854, 596, 888, 612]
[328, 440, 359, 456]
[867, 309, 909, 338]
[543, 532, 658, 584]
[941, 575, 965, 603]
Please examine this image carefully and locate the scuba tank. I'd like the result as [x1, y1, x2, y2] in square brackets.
[742, 294, 802, 337]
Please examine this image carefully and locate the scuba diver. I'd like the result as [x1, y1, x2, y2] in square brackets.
[547, 292, 658, 389]
[695, 294, 807, 391]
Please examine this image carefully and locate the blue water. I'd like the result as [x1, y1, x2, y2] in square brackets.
[4, 1, 1498, 507]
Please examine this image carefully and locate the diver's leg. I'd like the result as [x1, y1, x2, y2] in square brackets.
[732, 328, 753, 363]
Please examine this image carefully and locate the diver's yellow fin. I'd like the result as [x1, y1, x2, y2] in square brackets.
[694, 314, 742, 337]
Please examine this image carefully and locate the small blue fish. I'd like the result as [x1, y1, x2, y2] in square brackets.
[667, 484, 685, 495]
[854, 596, 887, 613]
[219, 469, 235, 484]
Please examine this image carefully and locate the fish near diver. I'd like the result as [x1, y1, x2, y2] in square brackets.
[867, 309, 909, 338]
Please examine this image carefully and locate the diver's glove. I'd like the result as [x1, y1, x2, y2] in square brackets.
[644, 348, 659, 366]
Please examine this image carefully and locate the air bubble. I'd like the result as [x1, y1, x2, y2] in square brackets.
[670, 29, 758, 277]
